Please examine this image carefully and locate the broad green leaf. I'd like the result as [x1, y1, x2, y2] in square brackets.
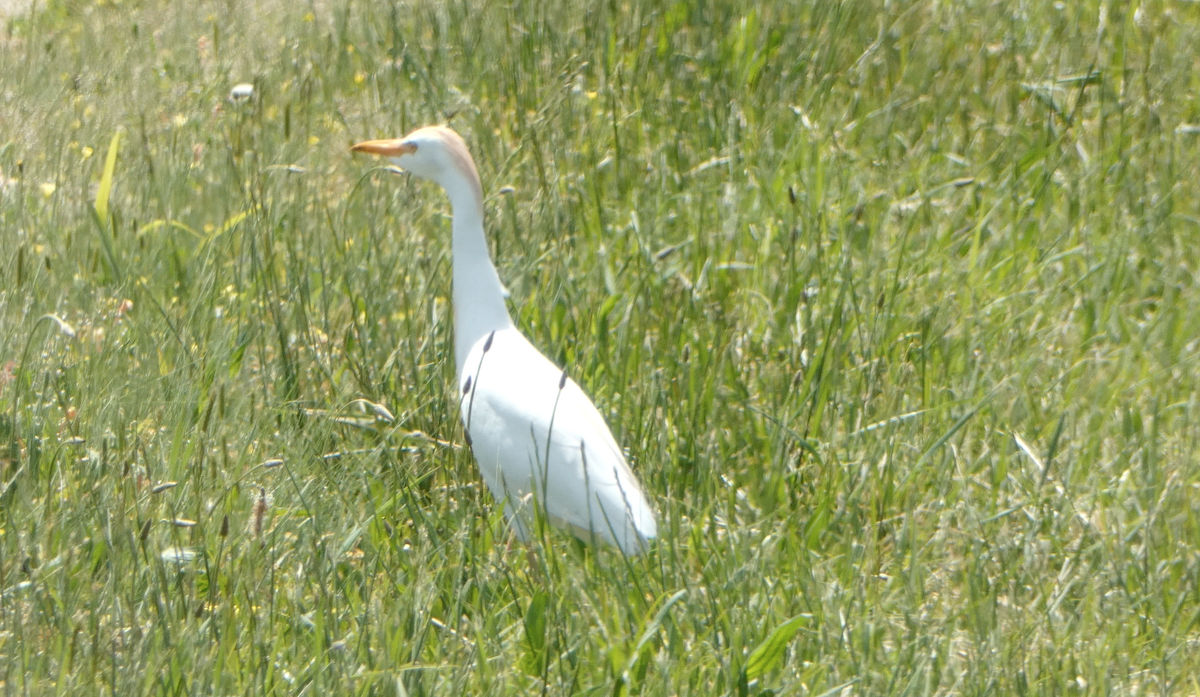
[744, 614, 808, 681]
[524, 591, 548, 652]
[94, 129, 122, 226]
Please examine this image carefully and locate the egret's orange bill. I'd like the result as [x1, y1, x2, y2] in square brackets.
[350, 139, 417, 156]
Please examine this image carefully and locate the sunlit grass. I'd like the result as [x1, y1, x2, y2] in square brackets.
[2, 0, 1200, 694]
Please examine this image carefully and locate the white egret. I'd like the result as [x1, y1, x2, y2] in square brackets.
[351, 126, 656, 555]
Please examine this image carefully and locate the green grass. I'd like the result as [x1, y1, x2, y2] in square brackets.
[2, 0, 1200, 694]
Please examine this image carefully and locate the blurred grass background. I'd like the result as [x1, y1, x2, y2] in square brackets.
[2, 0, 1200, 694]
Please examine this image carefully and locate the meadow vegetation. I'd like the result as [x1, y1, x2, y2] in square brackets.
[2, 0, 1200, 694]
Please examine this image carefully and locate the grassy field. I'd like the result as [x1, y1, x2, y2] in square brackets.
[2, 0, 1200, 694]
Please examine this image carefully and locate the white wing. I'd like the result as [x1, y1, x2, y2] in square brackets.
[459, 328, 656, 555]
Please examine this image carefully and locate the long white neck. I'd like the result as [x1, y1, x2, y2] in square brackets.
[443, 178, 514, 378]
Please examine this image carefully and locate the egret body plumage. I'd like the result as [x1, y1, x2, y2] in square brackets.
[351, 126, 657, 555]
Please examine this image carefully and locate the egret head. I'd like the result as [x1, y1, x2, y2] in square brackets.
[350, 126, 481, 201]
